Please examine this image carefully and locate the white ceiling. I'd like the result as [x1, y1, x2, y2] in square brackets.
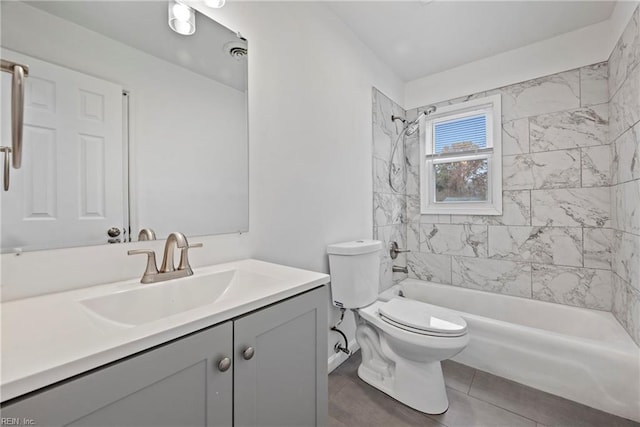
[23, 1, 616, 88]
[327, 1, 616, 82]
[25, 1, 247, 91]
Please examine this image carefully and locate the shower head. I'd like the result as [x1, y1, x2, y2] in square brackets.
[387, 104, 437, 193]
[405, 120, 420, 136]
[404, 105, 437, 136]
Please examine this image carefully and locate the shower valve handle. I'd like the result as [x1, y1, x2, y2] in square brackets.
[390, 241, 410, 260]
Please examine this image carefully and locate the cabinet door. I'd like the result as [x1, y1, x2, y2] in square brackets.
[234, 286, 328, 427]
[2, 322, 233, 427]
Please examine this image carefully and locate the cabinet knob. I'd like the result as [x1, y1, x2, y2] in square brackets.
[218, 357, 231, 372]
[242, 346, 255, 360]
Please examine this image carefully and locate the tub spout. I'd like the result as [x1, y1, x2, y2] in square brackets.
[393, 265, 408, 274]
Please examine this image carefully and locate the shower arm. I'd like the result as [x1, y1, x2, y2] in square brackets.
[1, 59, 29, 191]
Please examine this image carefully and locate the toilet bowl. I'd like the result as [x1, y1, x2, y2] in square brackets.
[356, 298, 468, 414]
[327, 239, 468, 414]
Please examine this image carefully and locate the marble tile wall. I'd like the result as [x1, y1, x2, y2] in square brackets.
[609, 6, 640, 345]
[372, 88, 408, 292]
[403, 62, 613, 311]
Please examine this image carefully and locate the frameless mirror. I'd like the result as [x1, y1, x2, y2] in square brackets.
[0, 1, 248, 253]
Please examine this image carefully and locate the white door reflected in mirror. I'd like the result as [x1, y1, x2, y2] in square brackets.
[0, 1, 249, 253]
[1, 50, 125, 251]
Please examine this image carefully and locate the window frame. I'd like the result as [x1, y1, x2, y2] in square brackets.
[419, 94, 502, 216]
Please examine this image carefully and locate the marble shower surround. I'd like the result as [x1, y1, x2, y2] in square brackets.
[609, 6, 640, 345]
[401, 62, 613, 312]
[372, 88, 408, 292]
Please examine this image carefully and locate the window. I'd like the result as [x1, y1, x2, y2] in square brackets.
[420, 94, 502, 215]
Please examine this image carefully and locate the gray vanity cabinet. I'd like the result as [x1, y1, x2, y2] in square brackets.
[1, 286, 328, 427]
[234, 285, 328, 427]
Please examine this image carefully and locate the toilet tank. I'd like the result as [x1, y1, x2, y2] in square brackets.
[327, 240, 382, 309]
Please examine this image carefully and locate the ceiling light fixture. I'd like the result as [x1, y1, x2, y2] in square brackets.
[205, 0, 226, 8]
[168, 1, 195, 36]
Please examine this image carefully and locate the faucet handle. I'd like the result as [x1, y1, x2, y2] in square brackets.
[128, 249, 156, 256]
[177, 242, 203, 271]
[390, 241, 410, 260]
[128, 249, 159, 282]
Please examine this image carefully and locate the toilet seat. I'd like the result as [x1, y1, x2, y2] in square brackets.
[378, 298, 467, 337]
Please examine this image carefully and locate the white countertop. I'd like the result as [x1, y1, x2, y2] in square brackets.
[1, 259, 329, 402]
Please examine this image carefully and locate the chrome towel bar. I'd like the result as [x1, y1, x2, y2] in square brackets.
[1, 58, 29, 191]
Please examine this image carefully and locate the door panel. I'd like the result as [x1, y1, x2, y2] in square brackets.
[1, 49, 124, 251]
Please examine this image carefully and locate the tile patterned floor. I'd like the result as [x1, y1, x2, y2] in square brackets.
[329, 351, 639, 427]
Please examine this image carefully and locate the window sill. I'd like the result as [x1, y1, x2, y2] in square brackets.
[421, 206, 503, 216]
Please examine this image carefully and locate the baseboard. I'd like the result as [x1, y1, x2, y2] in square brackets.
[327, 338, 360, 373]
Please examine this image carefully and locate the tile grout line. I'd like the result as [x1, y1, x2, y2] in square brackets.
[503, 95, 602, 124]
[529, 188, 533, 228]
[419, 409, 450, 427]
[582, 226, 585, 268]
[437, 383, 543, 427]
[463, 373, 546, 426]
[579, 67, 583, 108]
[467, 368, 477, 395]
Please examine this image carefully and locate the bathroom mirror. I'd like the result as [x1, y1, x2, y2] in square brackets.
[0, 1, 248, 253]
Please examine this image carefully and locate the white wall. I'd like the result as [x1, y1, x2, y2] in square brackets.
[405, 1, 639, 108]
[196, 1, 404, 271]
[194, 1, 404, 364]
[198, 1, 405, 366]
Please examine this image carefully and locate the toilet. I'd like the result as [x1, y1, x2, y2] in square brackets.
[327, 239, 469, 414]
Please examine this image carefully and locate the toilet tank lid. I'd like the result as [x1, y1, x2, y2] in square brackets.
[327, 240, 383, 255]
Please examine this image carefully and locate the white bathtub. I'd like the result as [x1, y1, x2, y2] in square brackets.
[379, 279, 640, 422]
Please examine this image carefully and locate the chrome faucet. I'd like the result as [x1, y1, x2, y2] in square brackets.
[390, 241, 410, 274]
[128, 232, 202, 284]
[160, 232, 200, 274]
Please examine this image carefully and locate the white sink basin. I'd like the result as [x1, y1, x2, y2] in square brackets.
[80, 269, 239, 326]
